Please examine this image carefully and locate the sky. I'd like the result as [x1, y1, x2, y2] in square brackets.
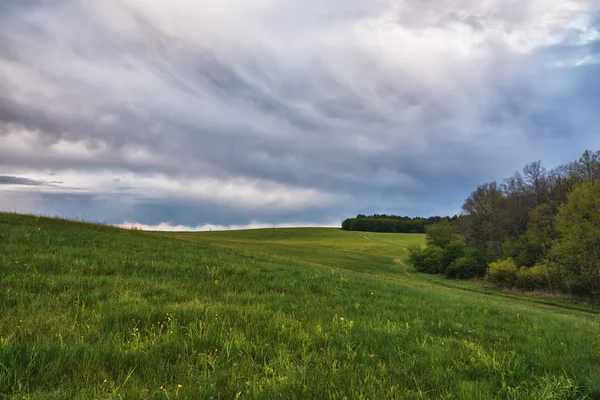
[1, 0, 599, 230]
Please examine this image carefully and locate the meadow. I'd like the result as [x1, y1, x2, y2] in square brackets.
[0, 212, 599, 399]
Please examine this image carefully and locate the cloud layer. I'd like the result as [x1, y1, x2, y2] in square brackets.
[1, 0, 599, 227]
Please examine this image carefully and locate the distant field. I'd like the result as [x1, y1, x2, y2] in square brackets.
[1, 213, 599, 399]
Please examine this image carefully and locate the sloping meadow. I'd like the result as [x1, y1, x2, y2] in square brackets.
[0, 213, 599, 399]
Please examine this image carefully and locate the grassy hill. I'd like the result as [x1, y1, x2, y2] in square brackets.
[1, 213, 599, 399]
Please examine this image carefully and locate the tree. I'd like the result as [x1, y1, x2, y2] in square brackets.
[571, 150, 600, 183]
[461, 182, 506, 257]
[518, 203, 557, 267]
[425, 219, 458, 248]
[522, 161, 549, 205]
[550, 180, 600, 296]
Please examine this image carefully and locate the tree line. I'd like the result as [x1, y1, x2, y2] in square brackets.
[342, 215, 458, 234]
[409, 150, 600, 298]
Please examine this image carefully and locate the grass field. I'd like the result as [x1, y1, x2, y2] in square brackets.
[1, 213, 599, 399]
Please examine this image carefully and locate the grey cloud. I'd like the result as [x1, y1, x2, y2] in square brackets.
[1, 0, 599, 226]
[0, 176, 46, 186]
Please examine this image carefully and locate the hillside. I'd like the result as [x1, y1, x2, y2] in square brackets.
[1, 213, 599, 399]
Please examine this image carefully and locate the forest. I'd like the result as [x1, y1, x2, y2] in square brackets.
[341, 214, 457, 233]
[408, 150, 600, 298]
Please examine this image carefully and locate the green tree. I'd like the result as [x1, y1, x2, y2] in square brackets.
[425, 219, 458, 248]
[551, 180, 600, 295]
[572, 150, 600, 183]
[461, 182, 506, 258]
[518, 203, 557, 267]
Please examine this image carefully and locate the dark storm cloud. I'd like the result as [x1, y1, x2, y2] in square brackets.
[0, 176, 46, 186]
[0, 0, 599, 228]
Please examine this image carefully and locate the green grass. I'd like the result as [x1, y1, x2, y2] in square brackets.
[1, 213, 599, 399]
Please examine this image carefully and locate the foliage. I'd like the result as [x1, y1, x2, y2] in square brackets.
[342, 216, 428, 233]
[409, 244, 444, 274]
[426, 219, 460, 248]
[445, 149, 600, 298]
[440, 240, 466, 271]
[551, 180, 600, 296]
[485, 259, 518, 287]
[459, 152, 600, 259]
[341, 214, 458, 233]
[461, 181, 507, 256]
[410, 240, 484, 279]
[406, 243, 424, 259]
[518, 204, 557, 267]
[446, 249, 488, 279]
[347, 150, 600, 300]
[516, 264, 551, 290]
[446, 257, 475, 279]
[342, 217, 427, 233]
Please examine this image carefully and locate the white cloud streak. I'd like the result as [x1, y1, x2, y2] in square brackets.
[118, 220, 339, 232]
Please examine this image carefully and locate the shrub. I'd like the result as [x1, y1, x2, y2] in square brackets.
[446, 256, 476, 279]
[446, 249, 487, 279]
[542, 262, 591, 296]
[407, 244, 423, 265]
[444, 247, 488, 279]
[446, 257, 469, 279]
[485, 258, 518, 287]
[409, 245, 444, 274]
[441, 241, 466, 273]
[516, 264, 549, 290]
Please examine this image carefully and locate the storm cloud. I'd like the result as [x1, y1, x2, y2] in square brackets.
[1, 0, 599, 229]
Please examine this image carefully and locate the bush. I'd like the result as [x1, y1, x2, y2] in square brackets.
[516, 264, 549, 290]
[446, 257, 470, 279]
[407, 244, 423, 266]
[441, 241, 466, 273]
[446, 256, 476, 279]
[485, 259, 518, 287]
[444, 247, 488, 279]
[409, 245, 444, 274]
[541, 262, 591, 296]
